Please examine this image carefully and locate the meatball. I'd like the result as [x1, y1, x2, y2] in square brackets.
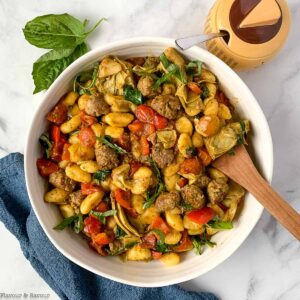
[150, 95, 181, 120]
[95, 144, 119, 170]
[49, 169, 76, 192]
[207, 179, 229, 204]
[151, 142, 174, 168]
[84, 93, 110, 116]
[137, 76, 158, 98]
[69, 190, 85, 214]
[196, 174, 211, 189]
[181, 184, 205, 209]
[155, 192, 181, 212]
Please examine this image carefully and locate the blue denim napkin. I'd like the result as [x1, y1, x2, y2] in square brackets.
[0, 153, 218, 300]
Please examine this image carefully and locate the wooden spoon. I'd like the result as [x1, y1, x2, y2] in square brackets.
[212, 145, 300, 240]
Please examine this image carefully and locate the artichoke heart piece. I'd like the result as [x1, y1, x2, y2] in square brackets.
[157, 130, 177, 149]
[175, 84, 188, 108]
[204, 120, 250, 160]
[117, 203, 140, 237]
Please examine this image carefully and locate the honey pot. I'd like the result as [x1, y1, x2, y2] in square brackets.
[204, 0, 291, 69]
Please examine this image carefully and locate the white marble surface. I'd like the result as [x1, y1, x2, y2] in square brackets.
[0, 0, 299, 299]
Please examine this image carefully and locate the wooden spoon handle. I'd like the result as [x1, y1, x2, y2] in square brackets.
[247, 172, 300, 240]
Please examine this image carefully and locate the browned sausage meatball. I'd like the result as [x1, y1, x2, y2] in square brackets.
[84, 93, 110, 116]
[95, 144, 119, 170]
[49, 169, 76, 192]
[137, 76, 159, 98]
[207, 179, 229, 204]
[196, 174, 211, 189]
[155, 191, 181, 212]
[181, 184, 205, 209]
[151, 142, 174, 168]
[150, 95, 182, 119]
[69, 190, 85, 214]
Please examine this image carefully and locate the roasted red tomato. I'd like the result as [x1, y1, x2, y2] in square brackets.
[153, 113, 168, 129]
[94, 201, 109, 213]
[47, 102, 67, 125]
[80, 112, 97, 127]
[93, 231, 114, 245]
[78, 127, 96, 147]
[140, 136, 150, 156]
[135, 105, 155, 124]
[198, 148, 212, 167]
[114, 188, 131, 210]
[149, 216, 170, 235]
[84, 215, 102, 236]
[50, 125, 61, 143]
[81, 183, 103, 195]
[36, 158, 59, 177]
[187, 207, 216, 225]
[61, 143, 71, 161]
[179, 157, 202, 175]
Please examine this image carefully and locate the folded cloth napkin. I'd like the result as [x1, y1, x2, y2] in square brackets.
[0, 153, 218, 300]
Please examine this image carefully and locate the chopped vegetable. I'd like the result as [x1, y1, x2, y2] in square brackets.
[124, 85, 143, 105]
[39, 134, 52, 158]
[187, 207, 216, 225]
[93, 170, 111, 184]
[90, 210, 117, 224]
[99, 135, 127, 154]
[36, 158, 59, 177]
[186, 60, 203, 76]
[81, 183, 103, 195]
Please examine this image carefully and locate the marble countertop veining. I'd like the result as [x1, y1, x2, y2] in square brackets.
[0, 0, 299, 299]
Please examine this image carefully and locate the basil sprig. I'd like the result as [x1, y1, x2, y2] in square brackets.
[90, 209, 117, 224]
[39, 133, 52, 158]
[54, 214, 83, 233]
[186, 60, 203, 76]
[98, 136, 127, 154]
[93, 170, 111, 184]
[23, 14, 106, 93]
[124, 85, 143, 105]
[192, 235, 216, 255]
[207, 218, 233, 230]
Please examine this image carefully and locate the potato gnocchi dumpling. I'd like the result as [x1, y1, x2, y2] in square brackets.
[37, 48, 249, 265]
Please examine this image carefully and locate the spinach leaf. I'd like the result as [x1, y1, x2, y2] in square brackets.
[98, 136, 127, 154]
[207, 219, 233, 230]
[191, 235, 216, 255]
[73, 63, 99, 95]
[23, 14, 105, 49]
[93, 170, 111, 184]
[73, 214, 84, 233]
[124, 85, 143, 105]
[53, 215, 79, 230]
[32, 43, 88, 94]
[156, 240, 171, 253]
[39, 133, 52, 158]
[90, 209, 117, 224]
[186, 60, 203, 76]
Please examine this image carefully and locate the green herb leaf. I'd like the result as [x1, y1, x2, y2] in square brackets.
[124, 85, 143, 105]
[53, 215, 79, 230]
[186, 60, 203, 76]
[39, 133, 52, 158]
[23, 14, 105, 49]
[98, 136, 127, 154]
[148, 229, 165, 242]
[200, 83, 209, 100]
[156, 240, 171, 253]
[32, 43, 88, 94]
[90, 209, 117, 224]
[73, 214, 84, 233]
[237, 120, 247, 145]
[153, 70, 175, 89]
[207, 219, 233, 230]
[73, 63, 99, 95]
[114, 226, 127, 239]
[93, 170, 111, 185]
[181, 202, 193, 211]
[191, 235, 216, 255]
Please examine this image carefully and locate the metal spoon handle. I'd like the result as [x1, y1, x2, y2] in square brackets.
[175, 32, 227, 50]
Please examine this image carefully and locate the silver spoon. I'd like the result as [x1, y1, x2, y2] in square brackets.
[175, 32, 227, 50]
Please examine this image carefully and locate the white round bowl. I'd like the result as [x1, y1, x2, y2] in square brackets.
[25, 37, 273, 287]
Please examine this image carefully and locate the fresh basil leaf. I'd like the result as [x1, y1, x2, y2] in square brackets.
[124, 85, 143, 105]
[90, 210, 117, 224]
[207, 219, 233, 230]
[93, 170, 111, 184]
[53, 215, 79, 230]
[186, 60, 203, 76]
[148, 229, 165, 242]
[32, 43, 88, 93]
[39, 133, 52, 158]
[73, 63, 99, 95]
[159, 53, 170, 68]
[114, 225, 127, 239]
[200, 83, 209, 100]
[73, 214, 84, 233]
[156, 240, 171, 253]
[152, 71, 174, 89]
[98, 136, 127, 154]
[23, 14, 105, 49]
[191, 235, 216, 255]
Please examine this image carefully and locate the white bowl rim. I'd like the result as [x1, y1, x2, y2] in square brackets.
[25, 36, 273, 287]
